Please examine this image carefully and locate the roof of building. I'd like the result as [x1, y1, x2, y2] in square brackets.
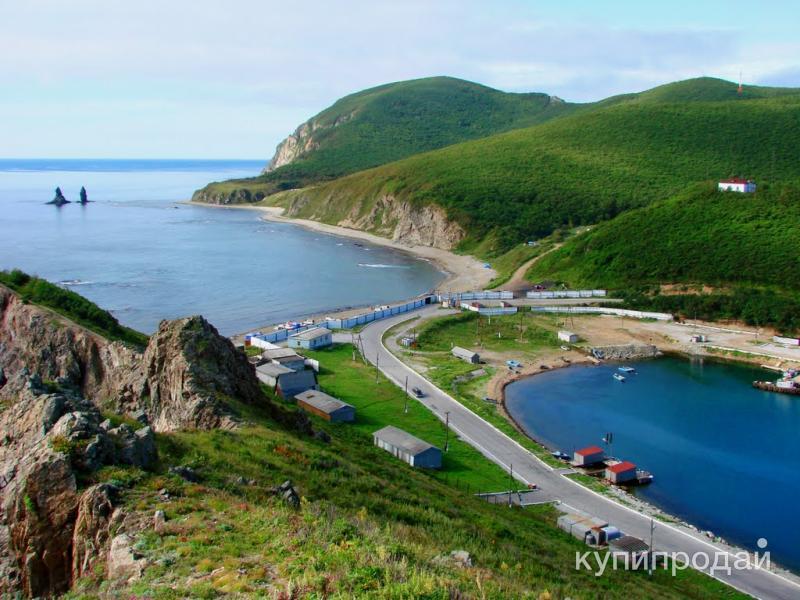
[295, 390, 353, 414]
[720, 178, 754, 184]
[575, 445, 604, 456]
[607, 461, 637, 474]
[609, 536, 650, 553]
[290, 327, 331, 341]
[256, 363, 294, 377]
[452, 346, 478, 358]
[273, 354, 305, 365]
[558, 330, 576, 336]
[262, 347, 303, 360]
[373, 425, 439, 455]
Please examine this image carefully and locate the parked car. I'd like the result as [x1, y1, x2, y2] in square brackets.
[411, 387, 425, 398]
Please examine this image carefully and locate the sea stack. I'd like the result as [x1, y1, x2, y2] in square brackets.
[47, 186, 70, 206]
[79, 186, 89, 204]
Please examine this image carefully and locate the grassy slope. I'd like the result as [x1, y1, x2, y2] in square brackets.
[528, 183, 800, 289]
[195, 76, 579, 199]
[0, 269, 148, 347]
[268, 78, 800, 252]
[526, 183, 800, 332]
[68, 347, 743, 599]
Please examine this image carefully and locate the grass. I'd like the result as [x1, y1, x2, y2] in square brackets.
[415, 311, 560, 355]
[257, 78, 800, 253]
[67, 344, 747, 599]
[397, 312, 570, 469]
[304, 344, 510, 492]
[0, 269, 148, 348]
[527, 183, 800, 332]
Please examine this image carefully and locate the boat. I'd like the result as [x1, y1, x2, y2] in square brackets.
[618, 366, 635, 373]
[612, 373, 626, 382]
[635, 470, 654, 485]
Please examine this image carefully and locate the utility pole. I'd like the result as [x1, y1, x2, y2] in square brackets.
[375, 352, 380, 383]
[444, 411, 450, 452]
[508, 463, 514, 506]
[404, 376, 409, 414]
[648, 518, 655, 575]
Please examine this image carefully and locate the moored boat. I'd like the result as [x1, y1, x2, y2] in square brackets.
[613, 373, 626, 382]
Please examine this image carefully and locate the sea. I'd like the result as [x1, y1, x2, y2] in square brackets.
[504, 356, 800, 572]
[0, 159, 445, 334]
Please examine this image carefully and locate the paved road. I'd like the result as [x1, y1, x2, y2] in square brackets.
[354, 307, 800, 600]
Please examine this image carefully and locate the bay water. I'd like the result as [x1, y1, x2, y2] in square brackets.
[504, 356, 800, 572]
[0, 159, 444, 334]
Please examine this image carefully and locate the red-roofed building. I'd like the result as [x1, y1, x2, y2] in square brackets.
[573, 445, 605, 466]
[606, 461, 637, 484]
[718, 178, 756, 193]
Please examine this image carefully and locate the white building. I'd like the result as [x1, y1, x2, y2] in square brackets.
[288, 327, 333, 350]
[558, 330, 579, 343]
[718, 178, 756, 193]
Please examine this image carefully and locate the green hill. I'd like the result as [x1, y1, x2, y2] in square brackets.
[527, 183, 800, 332]
[263, 77, 800, 253]
[528, 183, 800, 290]
[0, 269, 148, 347]
[193, 76, 578, 202]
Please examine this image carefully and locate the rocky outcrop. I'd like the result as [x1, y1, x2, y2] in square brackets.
[190, 186, 268, 205]
[0, 286, 137, 403]
[1, 287, 263, 432]
[0, 286, 271, 597]
[590, 344, 661, 361]
[284, 192, 465, 251]
[46, 187, 70, 206]
[115, 316, 262, 431]
[0, 383, 154, 597]
[264, 111, 355, 173]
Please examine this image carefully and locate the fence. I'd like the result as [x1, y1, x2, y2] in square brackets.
[444, 290, 514, 301]
[526, 289, 606, 299]
[530, 306, 672, 321]
[324, 296, 435, 329]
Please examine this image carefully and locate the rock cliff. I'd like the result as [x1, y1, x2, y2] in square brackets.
[0, 287, 262, 431]
[0, 286, 266, 596]
[283, 192, 466, 251]
[264, 111, 355, 173]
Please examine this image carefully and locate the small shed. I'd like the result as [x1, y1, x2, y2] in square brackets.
[373, 426, 442, 469]
[288, 327, 333, 350]
[558, 330, 579, 343]
[606, 461, 637, 484]
[452, 346, 480, 364]
[573, 445, 605, 467]
[262, 347, 307, 371]
[294, 390, 355, 423]
[557, 513, 609, 545]
[609, 536, 650, 566]
[256, 363, 318, 399]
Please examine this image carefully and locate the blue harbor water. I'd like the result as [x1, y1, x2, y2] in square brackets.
[504, 357, 800, 572]
[0, 159, 444, 334]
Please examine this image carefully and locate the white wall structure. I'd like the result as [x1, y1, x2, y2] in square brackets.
[718, 179, 756, 193]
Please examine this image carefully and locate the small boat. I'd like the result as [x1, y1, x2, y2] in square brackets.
[613, 373, 626, 382]
[618, 366, 635, 373]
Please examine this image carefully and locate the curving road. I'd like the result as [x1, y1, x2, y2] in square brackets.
[351, 307, 800, 600]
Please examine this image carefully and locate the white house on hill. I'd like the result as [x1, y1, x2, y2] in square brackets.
[718, 178, 756, 193]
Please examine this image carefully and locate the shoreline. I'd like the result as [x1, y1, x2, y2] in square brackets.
[498, 352, 799, 578]
[192, 201, 495, 294]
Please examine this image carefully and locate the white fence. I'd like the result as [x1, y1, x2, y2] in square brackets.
[526, 289, 606, 299]
[445, 290, 514, 301]
[325, 296, 435, 329]
[530, 306, 672, 321]
[247, 295, 437, 346]
[773, 336, 800, 346]
[461, 302, 518, 316]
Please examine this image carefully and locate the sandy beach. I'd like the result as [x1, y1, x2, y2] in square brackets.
[253, 205, 495, 292]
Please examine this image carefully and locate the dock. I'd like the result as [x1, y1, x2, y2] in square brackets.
[753, 380, 800, 395]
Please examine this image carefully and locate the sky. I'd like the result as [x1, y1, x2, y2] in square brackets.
[2, 0, 799, 159]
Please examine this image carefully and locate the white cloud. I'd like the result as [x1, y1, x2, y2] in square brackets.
[1, 0, 798, 157]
